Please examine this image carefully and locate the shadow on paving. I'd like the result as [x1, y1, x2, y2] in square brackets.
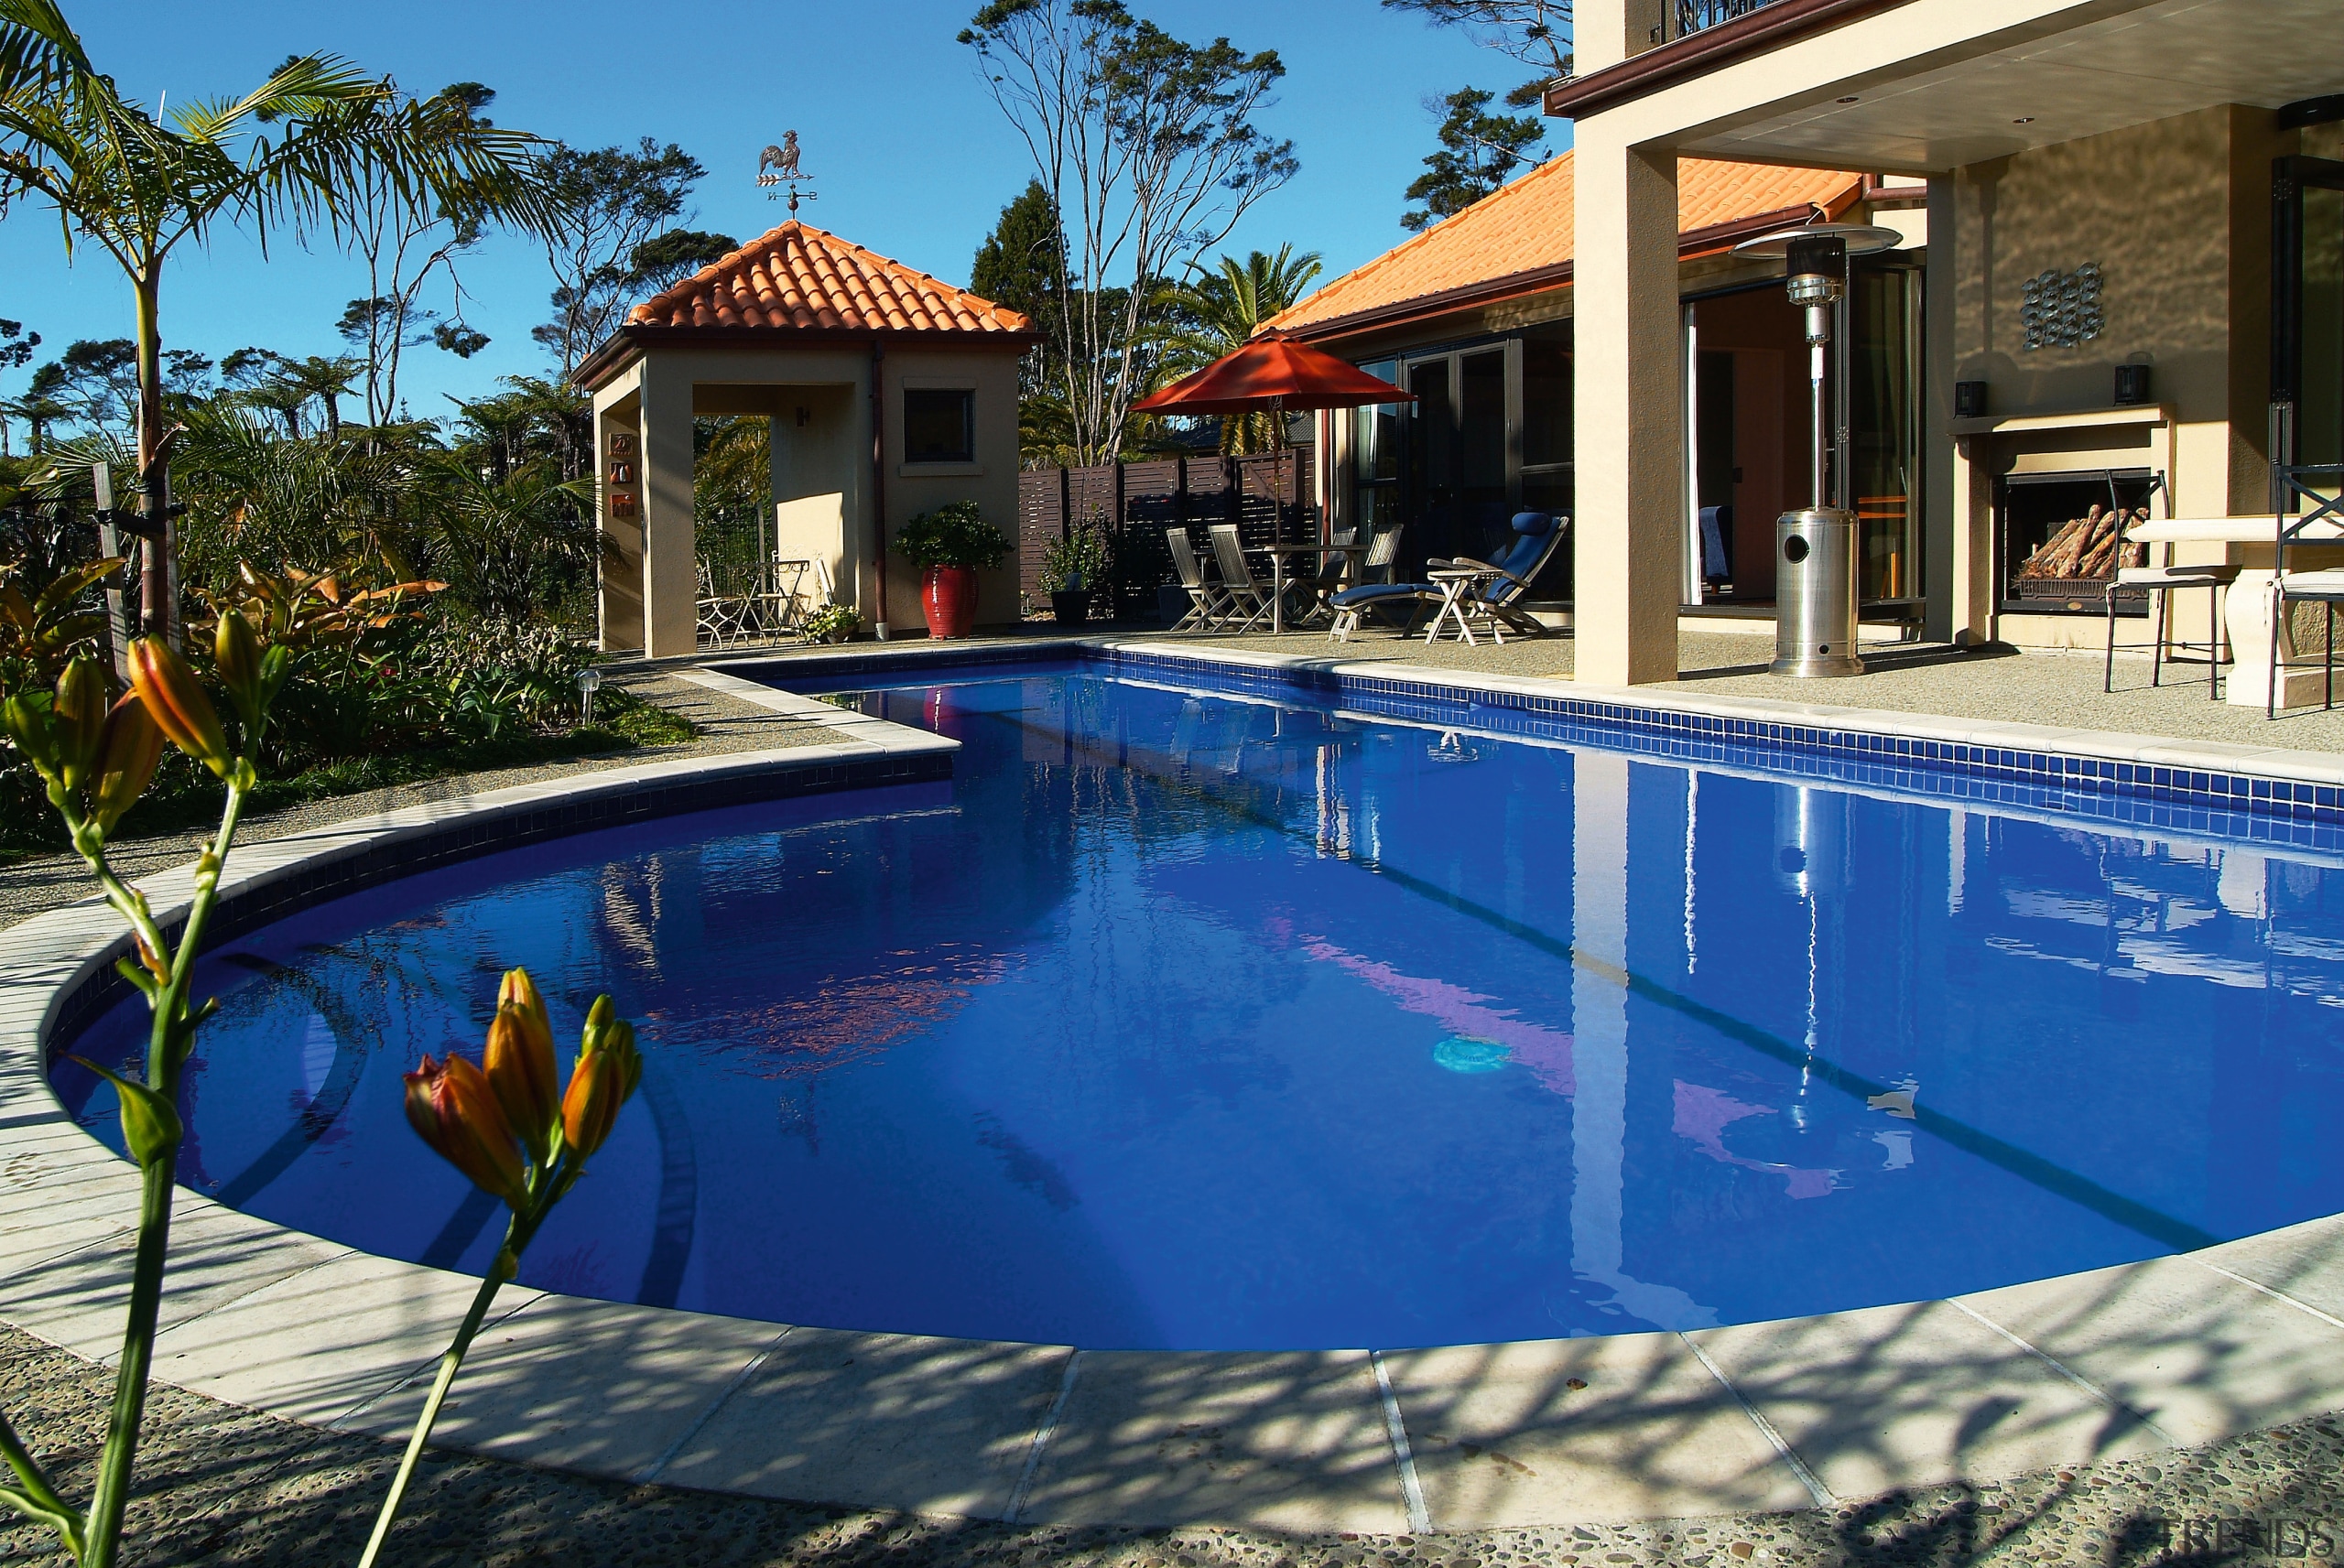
[0, 1296, 2340, 1567]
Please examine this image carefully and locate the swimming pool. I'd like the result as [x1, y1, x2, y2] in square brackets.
[51, 657, 2344, 1352]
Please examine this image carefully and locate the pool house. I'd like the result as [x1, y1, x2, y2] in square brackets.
[578, 221, 1037, 657]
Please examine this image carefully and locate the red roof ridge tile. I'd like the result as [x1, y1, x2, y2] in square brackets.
[624, 219, 1032, 336]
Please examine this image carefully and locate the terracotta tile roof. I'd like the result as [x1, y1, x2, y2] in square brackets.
[1266, 154, 1864, 339]
[625, 221, 1033, 336]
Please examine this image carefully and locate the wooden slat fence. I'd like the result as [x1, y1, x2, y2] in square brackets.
[1017, 450, 1314, 617]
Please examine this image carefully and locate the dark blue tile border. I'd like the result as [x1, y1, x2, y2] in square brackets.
[729, 642, 2344, 839]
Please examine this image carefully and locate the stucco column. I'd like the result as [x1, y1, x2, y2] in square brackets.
[592, 389, 644, 654]
[638, 357, 698, 659]
[1572, 132, 1682, 687]
[1922, 175, 1969, 645]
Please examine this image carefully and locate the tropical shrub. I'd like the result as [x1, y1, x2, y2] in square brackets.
[894, 500, 1009, 570]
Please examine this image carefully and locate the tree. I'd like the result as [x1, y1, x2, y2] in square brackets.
[1151, 244, 1322, 452]
[0, 1, 556, 639]
[971, 178, 1063, 332]
[628, 228, 736, 296]
[313, 77, 510, 429]
[970, 178, 1073, 440]
[33, 338, 137, 431]
[530, 138, 707, 374]
[0, 317, 35, 455]
[960, 0, 1297, 467]
[1381, 0, 1573, 103]
[1401, 86, 1546, 232]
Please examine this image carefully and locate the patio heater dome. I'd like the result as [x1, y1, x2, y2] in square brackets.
[1729, 223, 1904, 677]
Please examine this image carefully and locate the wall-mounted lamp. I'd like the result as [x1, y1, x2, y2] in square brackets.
[2114, 355, 2153, 407]
[1955, 381, 1989, 419]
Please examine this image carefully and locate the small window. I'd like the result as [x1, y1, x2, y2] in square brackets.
[904, 388, 975, 463]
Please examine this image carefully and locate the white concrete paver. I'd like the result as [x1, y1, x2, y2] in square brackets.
[657, 1326, 1070, 1519]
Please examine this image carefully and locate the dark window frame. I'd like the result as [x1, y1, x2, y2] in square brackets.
[903, 387, 977, 465]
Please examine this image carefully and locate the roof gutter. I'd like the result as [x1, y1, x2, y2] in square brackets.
[1541, 0, 1916, 121]
[1278, 197, 1857, 345]
[571, 322, 1047, 393]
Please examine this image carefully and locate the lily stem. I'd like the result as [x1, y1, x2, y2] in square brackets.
[356, 1209, 535, 1568]
[81, 774, 245, 1568]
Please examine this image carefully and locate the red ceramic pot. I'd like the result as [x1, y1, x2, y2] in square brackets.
[920, 565, 980, 639]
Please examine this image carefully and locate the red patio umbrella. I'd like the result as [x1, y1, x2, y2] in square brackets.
[1134, 331, 1413, 546]
[1132, 330, 1414, 416]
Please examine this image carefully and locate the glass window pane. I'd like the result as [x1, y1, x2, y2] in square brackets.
[1410, 360, 1457, 568]
[1850, 266, 1919, 600]
[2305, 184, 2344, 468]
[1522, 326, 1573, 469]
[1521, 470, 1573, 600]
[1353, 361, 1402, 481]
[1461, 349, 1509, 555]
[904, 389, 974, 463]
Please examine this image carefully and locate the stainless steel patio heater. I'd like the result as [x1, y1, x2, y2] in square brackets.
[1729, 223, 1902, 676]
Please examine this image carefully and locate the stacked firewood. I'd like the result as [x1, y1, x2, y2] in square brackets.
[2014, 503, 2151, 580]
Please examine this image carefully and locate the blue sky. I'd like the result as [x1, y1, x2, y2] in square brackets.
[0, 1, 1562, 424]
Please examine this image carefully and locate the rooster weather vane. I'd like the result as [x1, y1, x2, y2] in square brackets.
[757, 132, 817, 213]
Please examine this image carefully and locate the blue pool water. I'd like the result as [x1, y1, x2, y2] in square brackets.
[52, 659, 2344, 1350]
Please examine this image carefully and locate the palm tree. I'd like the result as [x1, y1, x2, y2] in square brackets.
[0, 0, 555, 636]
[0, 390, 71, 453]
[1151, 244, 1325, 453]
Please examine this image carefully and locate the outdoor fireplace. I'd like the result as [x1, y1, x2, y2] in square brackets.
[1998, 468, 2163, 616]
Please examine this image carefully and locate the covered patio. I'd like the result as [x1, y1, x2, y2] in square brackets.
[1555, 0, 2344, 689]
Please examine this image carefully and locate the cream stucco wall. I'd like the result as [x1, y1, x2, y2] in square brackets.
[587, 340, 1025, 654]
[1941, 103, 2295, 647]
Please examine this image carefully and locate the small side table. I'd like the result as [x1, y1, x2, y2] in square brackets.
[1423, 568, 1492, 644]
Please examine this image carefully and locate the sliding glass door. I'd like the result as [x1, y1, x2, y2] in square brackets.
[2275, 156, 2344, 475]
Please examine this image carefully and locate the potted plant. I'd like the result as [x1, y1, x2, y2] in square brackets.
[800, 604, 862, 644]
[894, 501, 1009, 639]
[1036, 525, 1111, 627]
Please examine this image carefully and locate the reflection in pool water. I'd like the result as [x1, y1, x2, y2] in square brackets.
[52, 663, 2344, 1350]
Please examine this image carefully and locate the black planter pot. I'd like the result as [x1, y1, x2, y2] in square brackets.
[1050, 589, 1090, 627]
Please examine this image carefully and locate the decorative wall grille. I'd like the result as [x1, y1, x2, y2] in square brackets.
[2021, 264, 2105, 350]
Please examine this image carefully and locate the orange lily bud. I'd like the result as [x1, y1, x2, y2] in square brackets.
[126, 636, 231, 778]
[484, 984, 558, 1166]
[213, 606, 265, 732]
[498, 968, 554, 1060]
[560, 997, 641, 1158]
[403, 1052, 529, 1208]
[90, 693, 164, 834]
[54, 657, 108, 794]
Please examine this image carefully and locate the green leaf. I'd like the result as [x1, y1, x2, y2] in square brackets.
[65, 1057, 183, 1167]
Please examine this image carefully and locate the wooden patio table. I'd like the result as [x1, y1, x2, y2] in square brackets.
[2127, 515, 2344, 708]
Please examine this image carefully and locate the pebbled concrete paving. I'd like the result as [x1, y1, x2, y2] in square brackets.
[2, 1322, 2342, 1567]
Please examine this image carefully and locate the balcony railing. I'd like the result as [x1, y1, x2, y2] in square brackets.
[1669, 0, 1791, 41]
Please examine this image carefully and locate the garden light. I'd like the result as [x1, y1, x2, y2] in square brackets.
[577, 665, 601, 724]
